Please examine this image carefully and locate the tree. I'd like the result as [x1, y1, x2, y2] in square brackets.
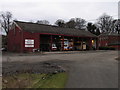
[87, 22, 96, 34]
[87, 22, 93, 33]
[0, 11, 12, 35]
[66, 18, 86, 30]
[97, 13, 113, 33]
[87, 22, 101, 36]
[66, 19, 76, 28]
[110, 19, 116, 33]
[73, 18, 86, 29]
[55, 19, 65, 27]
[114, 19, 120, 34]
[36, 20, 49, 25]
[95, 28, 101, 36]
[2, 35, 7, 48]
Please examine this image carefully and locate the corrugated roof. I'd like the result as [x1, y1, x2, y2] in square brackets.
[99, 32, 120, 37]
[15, 21, 97, 37]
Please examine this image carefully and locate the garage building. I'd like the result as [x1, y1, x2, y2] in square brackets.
[98, 32, 120, 50]
[8, 21, 98, 52]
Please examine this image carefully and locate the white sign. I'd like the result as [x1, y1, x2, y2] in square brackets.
[25, 39, 34, 44]
[25, 45, 34, 47]
[25, 39, 34, 47]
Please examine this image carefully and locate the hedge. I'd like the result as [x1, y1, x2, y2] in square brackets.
[99, 47, 116, 50]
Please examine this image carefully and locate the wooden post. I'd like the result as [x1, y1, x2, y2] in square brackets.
[73, 37, 74, 50]
[50, 35, 52, 51]
[62, 36, 64, 51]
[96, 38, 99, 50]
[81, 38, 83, 50]
[89, 38, 92, 50]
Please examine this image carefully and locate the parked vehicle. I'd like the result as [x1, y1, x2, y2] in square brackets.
[0, 48, 7, 51]
[52, 44, 57, 50]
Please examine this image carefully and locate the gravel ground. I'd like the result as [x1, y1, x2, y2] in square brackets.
[2, 60, 72, 76]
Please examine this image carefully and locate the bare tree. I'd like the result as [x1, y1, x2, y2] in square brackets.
[0, 11, 12, 35]
[66, 19, 76, 29]
[66, 18, 86, 30]
[55, 19, 65, 27]
[97, 13, 113, 33]
[114, 19, 120, 34]
[36, 20, 49, 25]
[73, 18, 86, 29]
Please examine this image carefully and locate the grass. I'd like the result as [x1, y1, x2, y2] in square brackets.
[2, 73, 68, 88]
[32, 73, 68, 88]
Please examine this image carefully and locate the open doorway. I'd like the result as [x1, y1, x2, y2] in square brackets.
[40, 34, 51, 51]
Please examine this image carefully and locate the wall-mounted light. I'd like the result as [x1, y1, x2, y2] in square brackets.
[92, 40, 94, 43]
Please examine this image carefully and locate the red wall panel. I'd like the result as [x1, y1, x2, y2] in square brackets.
[8, 27, 40, 52]
[98, 35, 120, 50]
[22, 31, 40, 52]
[7, 26, 22, 52]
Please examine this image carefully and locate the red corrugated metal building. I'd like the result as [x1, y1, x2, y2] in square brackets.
[8, 21, 98, 52]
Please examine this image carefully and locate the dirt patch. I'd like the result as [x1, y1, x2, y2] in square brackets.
[2, 59, 72, 76]
[2, 59, 72, 88]
[115, 56, 120, 61]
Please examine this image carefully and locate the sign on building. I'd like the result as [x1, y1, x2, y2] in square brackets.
[25, 45, 34, 47]
[25, 39, 34, 47]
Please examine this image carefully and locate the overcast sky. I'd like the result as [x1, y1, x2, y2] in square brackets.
[0, 0, 119, 25]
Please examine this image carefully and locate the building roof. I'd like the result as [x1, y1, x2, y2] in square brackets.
[99, 32, 120, 37]
[14, 21, 97, 37]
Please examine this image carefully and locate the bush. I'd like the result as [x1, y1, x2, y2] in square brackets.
[99, 47, 115, 50]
